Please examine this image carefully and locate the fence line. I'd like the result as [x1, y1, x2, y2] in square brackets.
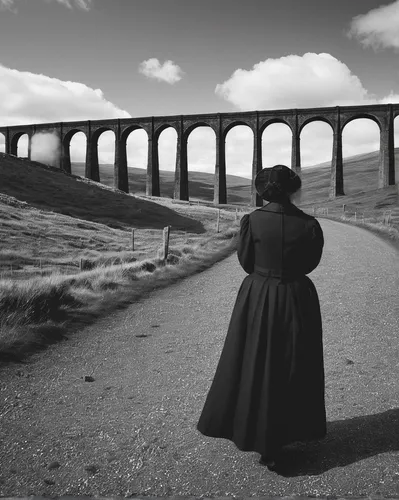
[302, 205, 397, 232]
[0, 208, 245, 281]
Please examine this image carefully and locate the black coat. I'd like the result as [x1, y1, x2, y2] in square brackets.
[197, 201, 326, 457]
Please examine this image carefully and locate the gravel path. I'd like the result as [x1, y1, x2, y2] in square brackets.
[0, 219, 398, 497]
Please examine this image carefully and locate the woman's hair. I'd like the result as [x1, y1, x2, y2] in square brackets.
[261, 176, 302, 202]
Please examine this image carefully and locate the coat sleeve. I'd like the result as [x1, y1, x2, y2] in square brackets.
[302, 218, 324, 275]
[237, 214, 254, 274]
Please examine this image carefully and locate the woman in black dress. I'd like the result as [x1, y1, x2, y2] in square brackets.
[197, 164, 326, 468]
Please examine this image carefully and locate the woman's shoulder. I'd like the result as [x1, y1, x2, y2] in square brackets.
[240, 213, 251, 227]
[288, 205, 321, 225]
[288, 204, 313, 218]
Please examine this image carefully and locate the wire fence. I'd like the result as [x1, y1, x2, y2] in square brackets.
[236, 202, 397, 228]
[303, 204, 397, 227]
[0, 208, 244, 281]
[1, 202, 396, 281]
[0, 258, 93, 281]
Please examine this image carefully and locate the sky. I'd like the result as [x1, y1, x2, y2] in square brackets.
[0, 0, 399, 178]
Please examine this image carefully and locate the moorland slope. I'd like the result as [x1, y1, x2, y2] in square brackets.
[71, 148, 399, 207]
[0, 153, 204, 233]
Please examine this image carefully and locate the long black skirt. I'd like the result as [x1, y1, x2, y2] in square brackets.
[197, 272, 326, 457]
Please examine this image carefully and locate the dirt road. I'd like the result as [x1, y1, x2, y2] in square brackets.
[0, 219, 398, 497]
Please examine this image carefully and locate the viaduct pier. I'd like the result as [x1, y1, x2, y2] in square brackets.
[1, 103, 398, 206]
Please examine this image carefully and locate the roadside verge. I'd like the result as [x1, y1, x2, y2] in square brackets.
[0, 228, 239, 363]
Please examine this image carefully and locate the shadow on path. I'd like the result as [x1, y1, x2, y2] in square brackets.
[275, 408, 399, 476]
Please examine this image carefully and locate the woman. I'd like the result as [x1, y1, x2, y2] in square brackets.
[197, 164, 326, 469]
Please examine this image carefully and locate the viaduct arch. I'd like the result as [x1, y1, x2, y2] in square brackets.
[0, 103, 397, 207]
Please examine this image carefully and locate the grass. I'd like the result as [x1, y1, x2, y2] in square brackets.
[297, 183, 399, 247]
[0, 190, 243, 280]
[315, 209, 399, 251]
[71, 161, 253, 205]
[0, 220, 240, 362]
[0, 153, 204, 232]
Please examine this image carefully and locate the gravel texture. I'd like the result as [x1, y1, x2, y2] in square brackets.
[0, 219, 398, 497]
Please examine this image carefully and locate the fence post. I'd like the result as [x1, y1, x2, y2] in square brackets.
[216, 209, 220, 233]
[80, 258, 83, 271]
[354, 211, 357, 221]
[162, 225, 171, 262]
[342, 204, 346, 213]
[235, 208, 238, 222]
[326, 207, 329, 216]
[131, 229, 135, 251]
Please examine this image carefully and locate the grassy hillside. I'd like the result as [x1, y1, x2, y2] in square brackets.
[0, 153, 245, 281]
[71, 148, 399, 207]
[71, 162, 252, 205]
[298, 149, 399, 205]
[0, 153, 204, 233]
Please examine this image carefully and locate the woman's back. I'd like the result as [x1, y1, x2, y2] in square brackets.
[238, 201, 324, 279]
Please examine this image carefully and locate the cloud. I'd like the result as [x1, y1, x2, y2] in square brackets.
[138, 58, 184, 84]
[348, 0, 399, 50]
[0, 63, 130, 126]
[215, 53, 375, 111]
[0, 0, 16, 12]
[53, 0, 93, 10]
[0, 0, 93, 11]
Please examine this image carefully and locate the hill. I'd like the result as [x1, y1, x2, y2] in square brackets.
[0, 153, 204, 233]
[71, 163, 252, 205]
[71, 148, 399, 207]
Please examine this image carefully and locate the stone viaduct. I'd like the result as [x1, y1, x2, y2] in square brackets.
[0, 103, 398, 206]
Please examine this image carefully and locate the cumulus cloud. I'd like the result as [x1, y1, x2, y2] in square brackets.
[215, 53, 375, 111]
[139, 58, 184, 84]
[0, 0, 93, 11]
[53, 0, 93, 10]
[0, 63, 130, 126]
[0, 0, 15, 11]
[348, 0, 399, 50]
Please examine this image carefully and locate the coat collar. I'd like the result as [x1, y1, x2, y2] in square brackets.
[257, 201, 299, 214]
